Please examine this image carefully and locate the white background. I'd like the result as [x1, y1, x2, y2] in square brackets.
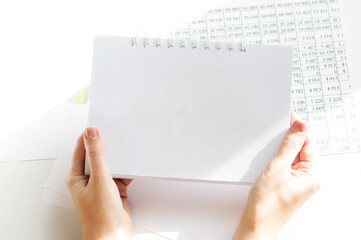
[0, 0, 360, 239]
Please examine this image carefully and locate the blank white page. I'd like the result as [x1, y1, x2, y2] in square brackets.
[87, 36, 293, 183]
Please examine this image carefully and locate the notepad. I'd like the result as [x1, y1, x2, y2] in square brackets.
[86, 35, 293, 183]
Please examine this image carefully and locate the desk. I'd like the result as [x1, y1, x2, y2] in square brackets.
[0, 0, 360, 239]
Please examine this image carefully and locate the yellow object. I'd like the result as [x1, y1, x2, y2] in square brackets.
[72, 86, 90, 104]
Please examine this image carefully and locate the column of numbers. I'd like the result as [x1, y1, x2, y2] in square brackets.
[241, 5, 262, 44]
[206, 9, 226, 40]
[329, 0, 360, 151]
[223, 7, 243, 41]
[278, 2, 309, 122]
[259, 4, 279, 44]
[189, 17, 208, 41]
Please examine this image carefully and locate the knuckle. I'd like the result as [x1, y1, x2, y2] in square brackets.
[86, 144, 102, 157]
[268, 161, 283, 173]
[282, 135, 303, 150]
[65, 174, 72, 186]
[257, 169, 268, 181]
[65, 174, 79, 187]
[305, 177, 321, 193]
[312, 180, 321, 192]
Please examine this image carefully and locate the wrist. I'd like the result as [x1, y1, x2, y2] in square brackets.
[81, 231, 113, 240]
[82, 227, 130, 240]
[233, 213, 280, 240]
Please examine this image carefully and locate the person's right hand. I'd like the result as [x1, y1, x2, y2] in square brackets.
[233, 114, 320, 240]
[66, 126, 132, 240]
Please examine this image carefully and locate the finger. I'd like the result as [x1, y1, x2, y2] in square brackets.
[115, 179, 129, 198]
[290, 109, 297, 127]
[83, 126, 109, 177]
[120, 179, 133, 186]
[291, 153, 300, 166]
[290, 110, 301, 166]
[69, 134, 86, 176]
[272, 119, 308, 167]
[292, 134, 313, 165]
[300, 135, 317, 164]
[122, 198, 132, 216]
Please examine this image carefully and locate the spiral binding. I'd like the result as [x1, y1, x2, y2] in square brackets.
[168, 38, 174, 48]
[180, 38, 185, 50]
[192, 38, 198, 50]
[131, 37, 246, 52]
[156, 37, 161, 48]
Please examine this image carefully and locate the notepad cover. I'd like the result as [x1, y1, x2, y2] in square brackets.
[86, 36, 293, 183]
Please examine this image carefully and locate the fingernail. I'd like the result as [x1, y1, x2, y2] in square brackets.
[85, 126, 98, 139]
[292, 120, 307, 133]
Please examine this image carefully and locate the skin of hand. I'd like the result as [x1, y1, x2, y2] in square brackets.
[233, 113, 320, 240]
[66, 126, 132, 240]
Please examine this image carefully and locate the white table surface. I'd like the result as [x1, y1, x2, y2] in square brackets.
[0, 0, 360, 239]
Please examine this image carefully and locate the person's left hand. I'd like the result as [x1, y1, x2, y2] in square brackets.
[233, 112, 320, 240]
[66, 126, 132, 240]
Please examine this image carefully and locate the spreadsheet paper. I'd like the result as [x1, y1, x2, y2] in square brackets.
[166, 0, 359, 154]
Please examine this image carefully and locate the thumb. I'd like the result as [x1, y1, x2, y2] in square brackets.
[83, 126, 109, 177]
[272, 119, 308, 167]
